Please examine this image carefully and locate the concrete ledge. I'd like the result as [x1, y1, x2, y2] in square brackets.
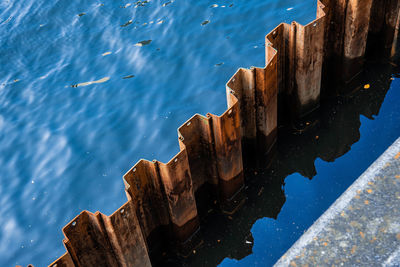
[275, 137, 400, 267]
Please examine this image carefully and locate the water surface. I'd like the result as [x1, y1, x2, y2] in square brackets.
[0, 0, 399, 266]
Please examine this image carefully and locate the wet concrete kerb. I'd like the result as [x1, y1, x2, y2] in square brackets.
[275, 137, 400, 266]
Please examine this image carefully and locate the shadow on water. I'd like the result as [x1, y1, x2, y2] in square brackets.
[158, 58, 399, 266]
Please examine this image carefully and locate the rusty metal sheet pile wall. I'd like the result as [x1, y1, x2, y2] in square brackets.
[156, 150, 199, 243]
[178, 114, 218, 191]
[49, 1, 400, 266]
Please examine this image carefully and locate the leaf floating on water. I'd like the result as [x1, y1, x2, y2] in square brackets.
[162, 1, 172, 7]
[14, 79, 19, 83]
[122, 3, 132, 8]
[364, 84, 370, 89]
[287, 7, 294, 11]
[135, 40, 152, 46]
[71, 77, 110, 88]
[121, 20, 133, 27]
[211, 4, 218, 7]
[102, 51, 112, 56]
[123, 75, 135, 79]
[78, 13, 86, 17]
[215, 62, 224, 66]
[201, 20, 210, 26]
[157, 20, 164, 24]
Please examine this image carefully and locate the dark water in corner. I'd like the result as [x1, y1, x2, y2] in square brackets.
[0, 0, 399, 266]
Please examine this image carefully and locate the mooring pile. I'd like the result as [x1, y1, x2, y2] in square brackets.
[50, 0, 400, 266]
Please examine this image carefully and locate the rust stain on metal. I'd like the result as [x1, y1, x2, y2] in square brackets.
[48, 1, 400, 266]
[157, 149, 200, 242]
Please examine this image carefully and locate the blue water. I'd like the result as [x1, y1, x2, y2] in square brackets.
[0, 0, 399, 266]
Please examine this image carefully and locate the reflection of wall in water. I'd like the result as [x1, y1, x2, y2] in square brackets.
[172, 60, 396, 267]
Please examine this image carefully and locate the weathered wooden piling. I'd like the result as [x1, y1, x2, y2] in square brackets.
[48, 1, 400, 266]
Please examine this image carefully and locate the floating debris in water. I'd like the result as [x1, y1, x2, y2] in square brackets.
[13, 79, 19, 83]
[215, 62, 224, 66]
[245, 240, 252, 244]
[157, 20, 164, 24]
[71, 77, 110, 87]
[287, 7, 294, 11]
[123, 75, 135, 79]
[122, 3, 132, 8]
[229, 4, 233, 7]
[364, 84, 370, 89]
[162, 1, 172, 7]
[102, 51, 112, 56]
[78, 13, 86, 17]
[258, 186, 264, 196]
[135, 40, 152, 46]
[201, 20, 210, 26]
[211, 4, 218, 8]
[135, 0, 150, 7]
[121, 20, 133, 27]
